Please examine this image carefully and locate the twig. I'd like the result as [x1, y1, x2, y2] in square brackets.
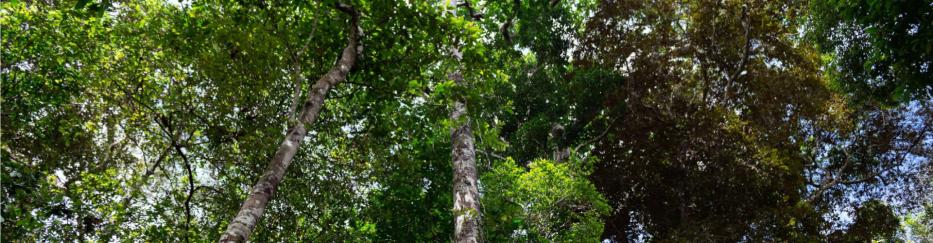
[477, 149, 506, 161]
[573, 116, 620, 152]
[808, 120, 931, 202]
[288, 2, 324, 120]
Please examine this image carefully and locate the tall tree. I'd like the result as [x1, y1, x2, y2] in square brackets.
[448, 1, 483, 242]
[5, 0, 931, 241]
[219, 3, 363, 242]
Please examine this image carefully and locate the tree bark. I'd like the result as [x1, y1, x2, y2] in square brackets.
[451, 97, 482, 243]
[550, 123, 570, 163]
[219, 3, 361, 242]
[448, 2, 483, 240]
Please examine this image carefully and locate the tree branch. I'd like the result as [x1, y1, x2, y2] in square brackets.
[839, 121, 931, 185]
[808, 120, 931, 203]
[477, 149, 506, 160]
[456, 0, 483, 20]
[573, 116, 620, 153]
[120, 145, 172, 208]
[730, 3, 751, 83]
[724, 3, 751, 103]
[286, 17, 320, 120]
[172, 138, 195, 243]
[499, 0, 520, 44]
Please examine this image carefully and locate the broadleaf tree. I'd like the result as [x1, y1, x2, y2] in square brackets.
[2, 0, 931, 242]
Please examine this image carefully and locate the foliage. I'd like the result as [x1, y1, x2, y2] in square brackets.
[482, 158, 609, 242]
[811, 0, 933, 104]
[829, 199, 899, 242]
[901, 204, 933, 243]
[2, 0, 931, 242]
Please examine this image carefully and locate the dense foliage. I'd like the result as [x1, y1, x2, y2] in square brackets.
[2, 0, 931, 242]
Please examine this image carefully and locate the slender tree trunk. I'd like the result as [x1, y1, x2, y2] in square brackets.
[219, 3, 361, 242]
[451, 96, 482, 243]
[450, 81, 483, 242]
[448, 1, 483, 237]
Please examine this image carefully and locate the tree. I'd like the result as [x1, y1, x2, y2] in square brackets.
[219, 3, 362, 242]
[902, 204, 933, 242]
[3, 0, 931, 241]
[446, 1, 484, 242]
[811, 0, 933, 104]
[482, 158, 610, 241]
[574, 0, 931, 240]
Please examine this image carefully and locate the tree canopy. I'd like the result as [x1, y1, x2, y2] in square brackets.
[2, 0, 932, 242]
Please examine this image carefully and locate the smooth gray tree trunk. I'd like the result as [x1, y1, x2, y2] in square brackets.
[219, 3, 361, 242]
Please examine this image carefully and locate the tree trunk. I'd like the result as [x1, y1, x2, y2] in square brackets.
[219, 3, 361, 242]
[448, 49, 482, 243]
[451, 97, 482, 243]
[550, 123, 570, 163]
[448, 2, 483, 242]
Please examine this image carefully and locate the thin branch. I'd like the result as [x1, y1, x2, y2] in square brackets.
[724, 2, 751, 103]
[172, 138, 195, 243]
[839, 121, 931, 185]
[573, 116, 620, 153]
[456, 0, 483, 20]
[120, 145, 172, 207]
[153, 108, 197, 242]
[288, 2, 324, 120]
[808, 141, 858, 203]
[499, 0, 520, 44]
[729, 3, 751, 83]
[808, 121, 931, 202]
[477, 149, 506, 161]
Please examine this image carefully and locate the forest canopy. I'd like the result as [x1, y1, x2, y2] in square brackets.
[2, 0, 932, 242]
